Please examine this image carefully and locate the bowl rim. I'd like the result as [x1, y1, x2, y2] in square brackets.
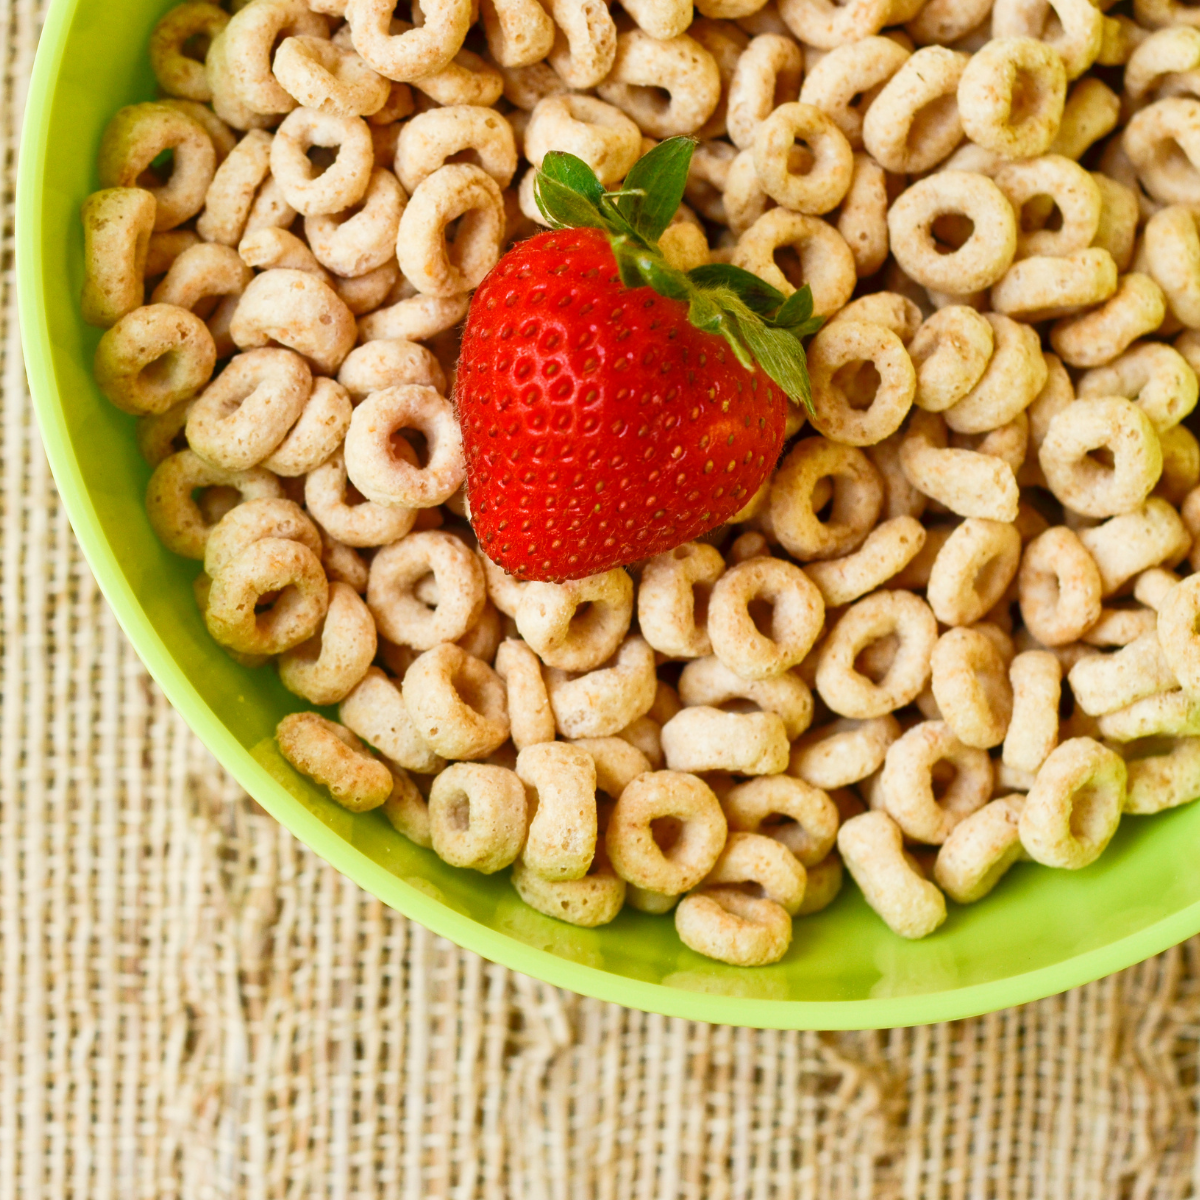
[18, 0, 1200, 1030]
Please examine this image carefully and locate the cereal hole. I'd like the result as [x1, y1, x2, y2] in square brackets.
[748, 597, 775, 637]
[1068, 780, 1110, 843]
[1009, 70, 1045, 126]
[908, 95, 957, 154]
[447, 796, 471, 831]
[1020, 194, 1063, 233]
[1085, 445, 1117, 472]
[691, 581, 713, 628]
[413, 570, 439, 608]
[306, 145, 338, 178]
[180, 32, 211, 61]
[343, 479, 370, 508]
[772, 245, 807, 290]
[930, 212, 974, 254]
[930, 758, 957, 803]
[138, 148, 173, 189]
[194, 485, 240, 525]
[832, 360, 882, 411]
[651, 816, 683, 853]
[393, 428, 430, 468]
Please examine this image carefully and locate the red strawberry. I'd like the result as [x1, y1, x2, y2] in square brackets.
[454, 139, 821, 582]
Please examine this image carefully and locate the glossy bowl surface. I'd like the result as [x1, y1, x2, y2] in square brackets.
[18, 0, 1200, 1028]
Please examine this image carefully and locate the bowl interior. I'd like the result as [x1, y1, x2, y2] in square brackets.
[18, 0, 1200, 1028]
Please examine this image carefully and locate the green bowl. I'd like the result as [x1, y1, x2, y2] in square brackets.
[18, 0, 1200, 1029]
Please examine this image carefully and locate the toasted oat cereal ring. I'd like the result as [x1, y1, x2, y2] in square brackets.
[887, 173, 1017, 294]
[906, 0, 989, 44]
[150, 2, 229, 102]
[1090, 174, 1139, 275]
[1144, 207, 1200, 330]
[900, 411, 1018, 523]
[1078, 342, 1198, 434]
[493, 638, 554, 750]
[702, 832, 807, 914]
[930, 626, 1013, 749]
[93, 303, 216, 416]
[304, 447, 416, 547]
[144, 228, 201, 278]
[816, 590, 938, 718]
[908, 306, 993, 414]
[381, 765, 428, 846]
[368, 531, 485, 650]
[880, 719, 993, 844]
[337, 339, 445, 400]
[957, 38, 1066, 159]
[1050, 274, 1168, 369]
[392, 108, 517, 200]
[795, 851, 843, 914]
[723, 147, 772, 238]
[707, 557, 825, 681]
[658, 222, 710, 272]
[688, 17, 749, 141]
[770, 437, 883, 560]
[570, 737, 651, 802]
[339, 665, 445, 773]
[661, 707, 790, 775]
[596, 31, 721, 139]
[727, 34, 805, 151]
[151, 241, 253, 356]
[1081, 605, 1161, 648]
[994, 155, 1101, 259]
[1124, 99, 1200, 207]
[1080, 500, 1191, 596]
[408, 42, 504, 108]
[798, 37, 907, 151]
[515, 570, 633, 672]
[81, 189, 157, 328]
[545, 636, 657, 739]
[837, 811, 946, 938]
[201, 494, 320, 579]
[831, 292, 924, 343]
[1155, 574, 1200, 692]
[751, 102, 853, 216]
[807, 321, 915, 447]
[261, 376, 353, 477]
[269, 107, 373, 216]
[333, 260, 401, 315]
[479, 552, 528, 619]
[1039, 398, 1163, 518]
[1098, 691, 1200, 742]
[804, 517, 926, 607]
[522, 94, 640, 187]
[319, 532, 370, 592]
[679, 656, 813, 740]
[402, 643, 510, 760]
[933, 795, 1025, 903]
[1068, 631, 1178, 717]
[1134, 567, 1182, 613]
[204, 22, 275, 132]
[637, 542, 725, 660]
[944, 314, 1047, 436]
[928, 518, 1021, 628]
[542, 0, 616, 90]
[789, 714, 899, 790]
[145, 449, 281, 559]
[428, 762, 526, 874]
[615, 715, 664, 770]
[1124, 28, 1200, 104]
[274, 35, 389, 118]
[626, 883, 679, 914]
[606, 770, 726, 894]
[511, 848, 627, 927]
[861, 46, 968, 174]
[479, 0, 555, 67]
[991, 248, 1118, 321]
[276, 712, 393, 812]
[675, 887, 792, 966]
[243, 174, 298, 239]
[97, 102, 216, 230]
[516, 740, 598, 881]
[993, 0, 1102, 80]
[1019, 737, 1124, 868]
[1125, 737, 1200, 814]
[1002, 650, 1062, 773]
[205, 536, 327, 655]
[732, 209, 856, 312]
[162, 98, 235, 166]
[834, 154, 890, 277]
[303, 168, 405, 278]
[621, 0, 693, 38]
[136, 398, 193, 467]
[185, 347, 310, 470]
[1157, 425, 1200, 506]
[722, 774, 839, 867]
[776, 0, 893, 50]
[346, 0, 469, 80]
[278, 581, 377, 705]
[195, 130, 274, 245]
[396, 164, 504, 299]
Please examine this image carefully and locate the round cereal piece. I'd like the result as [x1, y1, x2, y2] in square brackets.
[803, 517, 927, 606]
[543, 0, 617, 90]
[80, 188, 157, 328]
[304, 447, 416, 548]
[358, 292, 473, 345]
[1159, 423, 1200, 506]
[276, 712, 393, 812]
[493, 638, 554, 750]
[1123, 99, 1200, 208]
[346, 0, 470, 81]
[702, 832, 807, 914]
[721, 774, 839, 866]
[195, 130, 275, 245]
[777, 0, 893, 49]
[1078, 342, 1198, 433]
[205, 537, 328, 655]
[626, 884, 679, 914]
[798, 36, 908, 151]
[396, 163, 505, 299]
[930, 626, 1013, 749]
[707, 557, 825, 681]
[723, 147, 771, 238]
[994, 155, 1101, 259]
[908, 306, 994, 414]
[479, 0, 555, 67]
[1125, 737, 1200, 814]
[769, 437, 883, 560]
[596, 30, 721, 139]
[957, 37, 1066, 160]
[907, 0, 990, 45]
[1144, 207, 1200, 329]
[1039, 398, 1163, 518]
[368, 531, 486, 649]
[230, 269, 356, 376]
[303, 168, 406, 278]
[795, 852, 843, 914]
[732, 209, 857, 313]
[510, 849, 627, 927]
[887, 172, 1018, 294]
[406, 42, 504, 109]
[880, 719, 993, 844]
[515, 570, 633, 672]
[1098, 691, 1200, 742]
[339, 666, 444, 774]
[637, 542, 725, 660]
[1091, 172, 1140, 273]
[269, 107, 373, 217]
[237, 226, 330, 282]
[991, 247, 1118, 321]
[395, 104, 518, 194]
[661, 707, 790, 776]
[752, 102, 854, 216]
[1079, 500, 1191, 596]
[344, 385, 464, 508]
[427, 762, 526, 874]
[278, 581, 377, 705]
[545, 636, 657, 739]
[523, 94, 640, 187]
[806, 321, 916, 447]
[1067, 632, 1178, 716]
[933, 795, 1026, 904]
[149, 2, 230, 102]
[606, 770, 726, 894]
[201, 495, 320, 579]
[136, 398, 193, 467]
[517, 740, 598, 881]
[273, 35, 390, 118]
[675, 887, 792, 966]
[861, 46, 968, 174]
[1050, 274, 1168, 369]
[835, 154, 890, 277]
[260, 377, 353, 478]
[728, 34, 805, 151]
[678, 656, 813, 740]
[993, 0, 1101, 80]
[1154, 573, 1200, 692]
[927, 519, 1022, 627]
[789, 715, 899, 789]
[1002, 650, 1062, 773]
[150, 240, 253, 356]
[93, 303, 216, 416]
[1019, 737, 1124, 868]
[337, 338, 445, 400]
[837, 811, 947, 939]
[570, 737, 651, 801]
[943, 314, 1047, 436]
[402, 643, 509, 760]
[97, 102, 216, 230]
[816, 590, 938, 718]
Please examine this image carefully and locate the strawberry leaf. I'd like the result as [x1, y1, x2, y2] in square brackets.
[539, 151, 605, 204]
[773, 286, 814, 328]
[687, 263, 786, 316]
[612, 137, 696, 243]
[533, 171, 610, 232]
[736, 316, 814, 413]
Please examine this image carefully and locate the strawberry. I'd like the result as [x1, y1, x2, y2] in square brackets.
[455, 138, 822, 582]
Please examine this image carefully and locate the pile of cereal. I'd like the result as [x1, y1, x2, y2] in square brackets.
[79, 0, 1200, 966]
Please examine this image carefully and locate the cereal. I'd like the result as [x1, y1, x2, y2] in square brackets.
[516, 570, 633, 672]
[729, 34, 804, 151]
[933, 794, 1025, 903]
[930, 626, 1014, 749]
[789, 714, 899, 789]
[1125, 737, 1200, 814]
[678, 655, 813, 739]
[276, 711, 393, 811]
[675, 887, 793, 966]
[544, 636, 658, 738]
[81, 189, 157, 328]
[278, 579, 377, 703]
[927, 518, 1022, 627]
[1002, 650, 1062, 774]
[721, 774, 839, 865]
[494, 638, 555, 750]
[339, 665, 445, 773]
[402, 643, 510, 760]
[518, 741, 598, 880]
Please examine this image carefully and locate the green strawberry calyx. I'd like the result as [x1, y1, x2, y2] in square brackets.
[533, 137, 823, 414]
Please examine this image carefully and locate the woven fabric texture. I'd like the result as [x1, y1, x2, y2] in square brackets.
[4, 1, 1200, 1194]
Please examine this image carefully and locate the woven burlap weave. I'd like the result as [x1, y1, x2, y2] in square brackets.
[3, 3, 1200, 1195]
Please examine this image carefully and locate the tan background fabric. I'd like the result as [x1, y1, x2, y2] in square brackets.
[3, 2, 1199, 1194]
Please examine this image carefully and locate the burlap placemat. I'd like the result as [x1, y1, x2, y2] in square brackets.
[3, 2, 1199, 1193]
